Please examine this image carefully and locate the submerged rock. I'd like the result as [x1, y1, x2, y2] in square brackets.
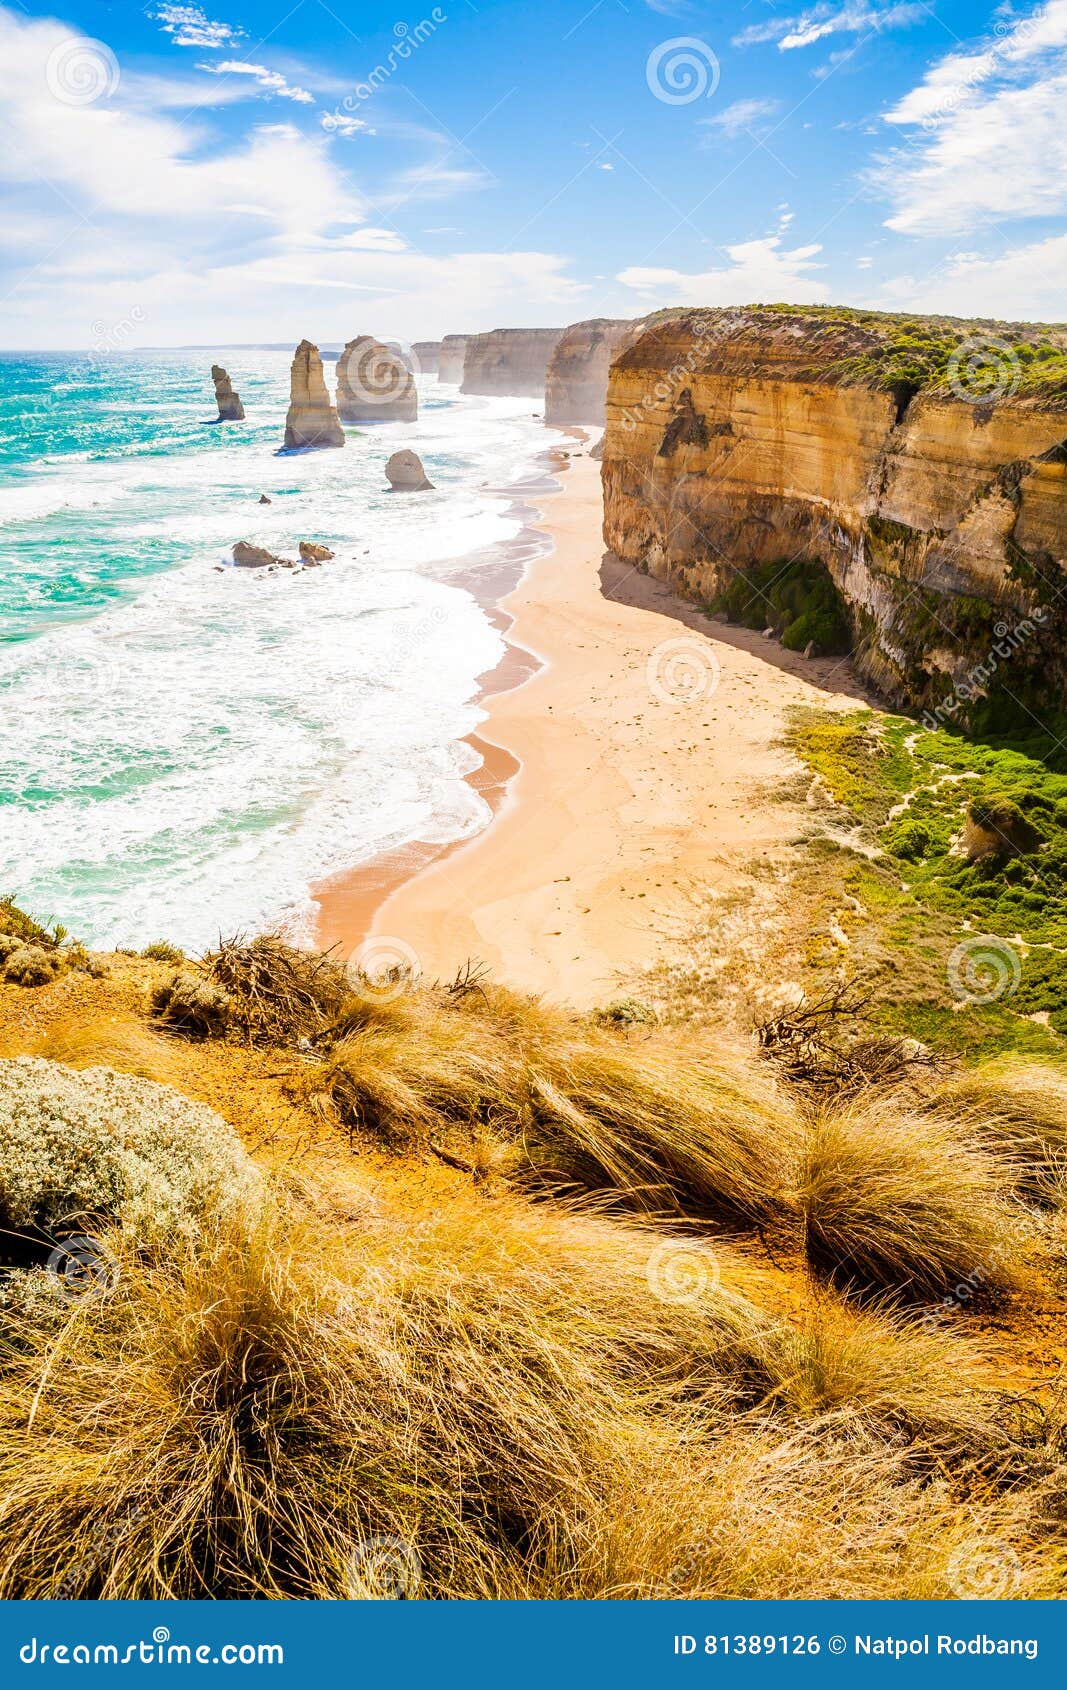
[385, 449, 434, 492]
[211, 364, 245, 421]
[232, 541, 300, 569]
[283, 340, 345, 450]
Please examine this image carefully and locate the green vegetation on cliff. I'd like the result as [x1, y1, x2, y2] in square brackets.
[756, 304, 1067, 401]
[792, 709, 1067, 1054]
[711, 557, 851, 654]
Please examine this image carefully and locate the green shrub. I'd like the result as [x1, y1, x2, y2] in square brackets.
[713, 559, 851, 655]
[2, 945, 63, 988]
[884, 819, 931, 861]
[142, 941, 185, 965]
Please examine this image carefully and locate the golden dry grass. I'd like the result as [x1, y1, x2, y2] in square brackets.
[0, 1168, 1060, 1601]
[932, 1060, 1067, 1202]
[314, 984, 803, 1225]
[798, 1097, 1026, 1300]
[3, 930, 1067, 1599]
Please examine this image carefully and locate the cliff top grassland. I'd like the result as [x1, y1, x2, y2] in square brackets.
[615, 304, 1067, 405]
[2, 883, 1067, 1599]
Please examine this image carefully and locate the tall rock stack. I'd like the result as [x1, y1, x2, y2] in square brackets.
[211, 365, 245, 421]
[461, 328, 564, 398]
[412, 340, 441, 374]
[336, 337, 418, 423]
[544, 319, 646, 425]
[438, 334, 469, 383]
[283, 340, 345, 450]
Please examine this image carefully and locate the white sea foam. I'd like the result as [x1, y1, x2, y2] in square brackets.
[0, 368, 553, 950]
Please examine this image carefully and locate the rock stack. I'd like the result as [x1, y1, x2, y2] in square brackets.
[283, 340, 345, 450]
[385, 450, 434, 491]
[544, 319, 645, 425]
[336, 337, 417, 423]
[412, 340, 441, 374]
[212, 365, 245, 421]
[438, 334, 469, 383]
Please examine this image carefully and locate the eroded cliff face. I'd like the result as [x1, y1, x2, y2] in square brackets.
[462, 328, 564, 398]
[544, 319, 646, 424]
[412, 340, 441, 374]
[602, 307, 1067, 712]
[438, 335, 469, 383]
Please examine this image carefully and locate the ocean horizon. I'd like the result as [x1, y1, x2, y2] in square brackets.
[0, 349, 551, 951]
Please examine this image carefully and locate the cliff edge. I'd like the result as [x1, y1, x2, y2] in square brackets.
[462, 328, 564, 398]
[545, 318, 645, 425]
[602, 306, 1067, 715]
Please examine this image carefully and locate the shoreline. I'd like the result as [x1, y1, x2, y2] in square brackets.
[312, 443, 574, 959]
[315, 435, 867, 1007]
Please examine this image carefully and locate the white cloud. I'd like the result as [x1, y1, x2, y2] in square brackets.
[700, 97, 780, 139]
[878, 232, 1067, 317]
[153, 5, 239, 49]
[200, 60, 314, 104]
[617, 235, 828, 305]
[735, 3, 925, 51]
[878, 2, 1067, 233]
[321, 110, 371, 136]
[0, 5, 586, 345]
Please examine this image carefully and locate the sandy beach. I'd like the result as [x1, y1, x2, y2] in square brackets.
[315, 438, 867, 1007]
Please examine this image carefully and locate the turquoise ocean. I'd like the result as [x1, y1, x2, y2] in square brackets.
[0, 350, 550, 950]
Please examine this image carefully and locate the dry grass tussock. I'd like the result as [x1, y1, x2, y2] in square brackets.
[0, 1170, 1061, 1600]
[798, 1097, 1027, 1300]
[4, 923, 1067, 1596]
[317, 984, 801, 1226]
[148, 939, 1066, 1299]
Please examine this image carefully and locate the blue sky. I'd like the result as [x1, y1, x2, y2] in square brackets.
[1, 0, 1065, 345]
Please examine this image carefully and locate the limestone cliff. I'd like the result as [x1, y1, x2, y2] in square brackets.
[602, 306, 1067, 715]
[336, 337, 417, 423]
[211, 365, 245, 421]
[545, 319, 645, 425]
[461, 328, 564, 399]
[412, 340, 441, 374]
[438, 335, 469, 383]
[283, 340, 345, 450]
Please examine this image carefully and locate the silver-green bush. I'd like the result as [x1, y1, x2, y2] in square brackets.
[0, 1057, 258, 1244]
